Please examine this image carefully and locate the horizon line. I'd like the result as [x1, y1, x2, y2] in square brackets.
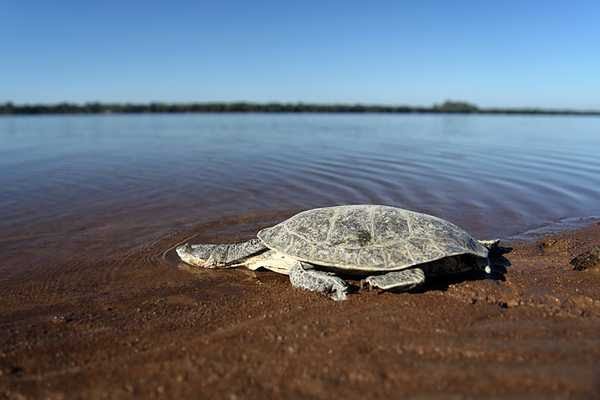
[2, 100, 600, 116]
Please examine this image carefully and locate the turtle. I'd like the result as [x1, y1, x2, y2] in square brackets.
[176, 205, 499, 301]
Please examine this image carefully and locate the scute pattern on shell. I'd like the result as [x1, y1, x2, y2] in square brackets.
[257, 205, 488, 271]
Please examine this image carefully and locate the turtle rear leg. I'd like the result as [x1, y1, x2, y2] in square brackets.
[477, 239, 502, 274]
[289, 262, 349, 301]
[176, 238, 267, 268]
[362, 268, 425, 292]
[478, 239, 501, 254]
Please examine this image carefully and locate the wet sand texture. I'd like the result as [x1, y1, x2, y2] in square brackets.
[1, 218, 600, 399]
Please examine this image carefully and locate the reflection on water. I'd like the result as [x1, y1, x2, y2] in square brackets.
[1, 114, 600, 255]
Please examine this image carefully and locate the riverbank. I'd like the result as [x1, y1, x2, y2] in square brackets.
[1, 217, 599, 399]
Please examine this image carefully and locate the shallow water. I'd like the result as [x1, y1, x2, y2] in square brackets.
[1, 113, 600, 260]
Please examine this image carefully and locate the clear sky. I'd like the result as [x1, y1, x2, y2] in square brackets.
[2, 0, 599, 108]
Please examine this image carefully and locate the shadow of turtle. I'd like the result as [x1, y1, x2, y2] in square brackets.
[419, 244, 513, 293]
[351, 244, 513, 294]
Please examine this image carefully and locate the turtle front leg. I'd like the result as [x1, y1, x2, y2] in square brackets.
[289, 262, 349, 301]
[176, 239, 267, 268]
[361, 268, 425, 292]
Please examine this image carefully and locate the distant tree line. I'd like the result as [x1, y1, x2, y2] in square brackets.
[1, 100, 598, 116]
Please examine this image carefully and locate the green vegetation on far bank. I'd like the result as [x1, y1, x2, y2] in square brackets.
[1, 100, 599, 116]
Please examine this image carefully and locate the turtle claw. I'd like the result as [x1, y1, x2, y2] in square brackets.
[359, 279, 375, 292]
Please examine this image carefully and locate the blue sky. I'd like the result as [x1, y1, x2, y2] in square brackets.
[2, 0, 599, 108]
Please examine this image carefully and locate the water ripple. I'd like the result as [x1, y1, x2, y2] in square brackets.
[1, 114, 600, 243]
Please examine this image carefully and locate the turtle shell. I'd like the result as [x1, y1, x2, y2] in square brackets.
[257, 205, 487, 271]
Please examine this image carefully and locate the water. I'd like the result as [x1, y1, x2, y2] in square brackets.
[1, 113, 600, 257]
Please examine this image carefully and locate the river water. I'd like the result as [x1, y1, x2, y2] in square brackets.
[1, 113, 600, 265]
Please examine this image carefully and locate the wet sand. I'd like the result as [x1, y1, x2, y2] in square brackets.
[1, 213, 600, 399]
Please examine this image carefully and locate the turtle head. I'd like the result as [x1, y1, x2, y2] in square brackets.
[176, 243, 207, 267]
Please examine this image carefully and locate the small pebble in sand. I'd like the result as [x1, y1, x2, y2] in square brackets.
[570, 246, 600, 271]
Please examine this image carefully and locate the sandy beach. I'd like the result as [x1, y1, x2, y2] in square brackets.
[2, 212, 599, 399]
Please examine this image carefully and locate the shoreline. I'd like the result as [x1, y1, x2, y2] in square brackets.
[506, 215, 600, 242]
[1, 218, 600, 398]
